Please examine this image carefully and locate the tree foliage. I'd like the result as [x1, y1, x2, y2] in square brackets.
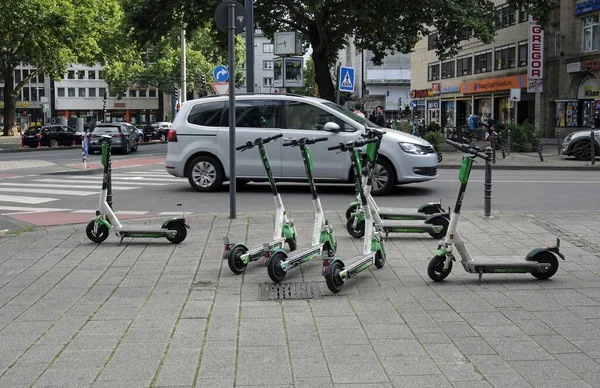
[0, 0, 122, 135]
[294, 57, 316, 97]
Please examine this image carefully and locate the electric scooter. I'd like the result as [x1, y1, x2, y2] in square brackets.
[86, 135, 189, 244]
[222, 134, 297, 274]
[266, 137, 337, 283]
[427, 139, 565, 282]
[323, 137, 386, 293]
[346, 127, 449, 239]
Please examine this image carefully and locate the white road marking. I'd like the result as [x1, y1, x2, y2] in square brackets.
[435, 179, 600, 183]
[0, 195, 59, 204]
[157, 212, 194, 216]
[0, 182, 138, 191]
[0, 206, 70, 214]
[35, 178, 170, 186]
[0, 188, 96, 196]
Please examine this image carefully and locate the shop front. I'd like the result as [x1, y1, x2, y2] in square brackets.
[439, 85, 461, 129]
[411, 88, 435, 123]
[56, 107, 159, 127]
[554, 74, 600, 131]
[0, 101, 45, 130]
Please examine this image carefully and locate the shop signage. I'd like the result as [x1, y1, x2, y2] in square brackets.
[411, 89, 435, 99]
[460, 75, 527, 94]
[567, 62, 582, 73]
[528, 15, 544, 85]
[431, 83, 440, 95]
[575, 0, 600, 16]
[577, 75, 600, 99]
[0, 101, 29, 108]
[114, 102, 126, 108]
[528, 80, 544, 93]
[583, 59, 600, 71]
[427, 100, 440, 109]
[440, 85, 460, 94]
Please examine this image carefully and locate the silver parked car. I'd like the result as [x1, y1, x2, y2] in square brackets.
[562, 128, 600, 160]
[165, 94, 438, 196]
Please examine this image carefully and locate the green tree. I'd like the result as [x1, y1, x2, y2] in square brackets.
[295, 57, 316, 97]
[0, 0, 122, 136]
[122, 0, 557, 103]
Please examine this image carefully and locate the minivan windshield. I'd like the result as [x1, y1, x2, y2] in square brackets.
[93, 126, 119, 134]
[322, 102, 382, 128]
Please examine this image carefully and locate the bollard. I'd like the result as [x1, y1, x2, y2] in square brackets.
[484, 147, 493, 218]
[507, 129, 511, 155]
[557, 129, 562, 156]
[591, 131, 596, 165]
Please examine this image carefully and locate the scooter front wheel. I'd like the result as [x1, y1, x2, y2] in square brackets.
[427, 255, 452, 281]
[325, 261, 344, 293]
[227, 245, 249, 275]
[346, 216, 365, 238]
[267, 251, 288, 283]
[86, 221, 109, 243]
[530, 251, 559, 280]
[166, 223, 187, 244]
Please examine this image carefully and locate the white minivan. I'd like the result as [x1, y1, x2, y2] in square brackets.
[165, 94, 438, 196]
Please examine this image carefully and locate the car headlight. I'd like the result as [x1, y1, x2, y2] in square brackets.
[398, 142, 428, 155]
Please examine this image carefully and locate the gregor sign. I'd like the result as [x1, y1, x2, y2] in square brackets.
[528, 15, 544, 80]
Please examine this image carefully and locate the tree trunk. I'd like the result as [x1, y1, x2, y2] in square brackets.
[308, 24, 335, 102]
[2, 67, 16, 136]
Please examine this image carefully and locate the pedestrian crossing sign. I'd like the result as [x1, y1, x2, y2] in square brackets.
[339, 66, 355, 93]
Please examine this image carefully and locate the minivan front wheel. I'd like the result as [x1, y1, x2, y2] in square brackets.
[370, 158, 396, 196]
[187, 155, 223, 192]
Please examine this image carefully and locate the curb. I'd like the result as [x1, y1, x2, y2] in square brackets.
[437, 163, 600, 171]
[41, 168, 103, 176]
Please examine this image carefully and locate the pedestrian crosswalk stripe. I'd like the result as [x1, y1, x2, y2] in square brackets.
[122, 172, 178, 178]
[71, 209, 149, 215]
[0, 206, 69, 214]
[46, 175, 179, 182]
[0, 182, 139, 191]
[0, 195, 58, 204]
[0, 188, 96, 196]
[34, 178, 171, 186]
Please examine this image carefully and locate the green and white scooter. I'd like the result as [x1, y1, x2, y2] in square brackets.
[266, 136, 337, 283]
[86, 135, 189, 244]
[323, 137, 386, 293]
[222, 134, 297, 274]
[427, 139, 565, 282]
[346, 127, 449, 239]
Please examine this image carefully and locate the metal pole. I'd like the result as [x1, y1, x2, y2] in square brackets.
[245, 0, 254, 93]
[181, 28, 187, 103]
[228, 0, 237, 219]
[507, 129, 511, 155]
[591, 131, 596, 165]
[484, 147, 492, 218]
[107, 142, 113, 209]
[335, 62, 341, 105]
[557, 129, 561, 155]
[491, 136, 496, 164]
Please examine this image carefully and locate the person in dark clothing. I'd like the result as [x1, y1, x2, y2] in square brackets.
[374, 106, 386, 127]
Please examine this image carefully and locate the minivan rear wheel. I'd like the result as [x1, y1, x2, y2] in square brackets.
[370, 158, 396, 196]
[187, 155, 223, 192]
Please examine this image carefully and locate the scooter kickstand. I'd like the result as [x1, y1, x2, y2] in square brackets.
[478, 268, 483, 284]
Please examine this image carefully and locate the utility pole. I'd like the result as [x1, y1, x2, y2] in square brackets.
[245, 0, 254, 93]
[181, 28, 187, 103]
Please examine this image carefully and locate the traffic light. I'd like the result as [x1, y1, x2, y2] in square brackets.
[201, 74, 206, 86]
[173, 88, 178, 101]
[386, 90, 390, 97]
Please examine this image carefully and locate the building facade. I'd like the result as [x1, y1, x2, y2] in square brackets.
[411, 0, 534, 130]
[239, 30, 278, 93]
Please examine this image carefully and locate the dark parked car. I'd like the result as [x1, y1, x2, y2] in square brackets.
[89, 123, 138, 154]
[21, 125, 83, 148]
[133, 126, 144, 143]
[143, 122, 172, 142]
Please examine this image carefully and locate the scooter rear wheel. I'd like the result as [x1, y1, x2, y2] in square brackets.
[267, 251, 288, 283]
[530, 251, 559, 280]
[325, 261, 344, 293]
[166, 223, 187, 244]
[227, 245, 249, 275]
[427, 216, 450, 239]
[346, 216, 365, 238]
[345, 204, 358, 220]
[374, 250, 386, 269]
[86, 221, 109, 243]
[286, 238, 297, 252]
[427, 255, 452, 281]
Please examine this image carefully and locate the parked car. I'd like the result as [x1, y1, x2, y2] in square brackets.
[89, 123, 138, 154]
[144, 122, 172, 142]
[562, 129, 600, 160]
[165, 94, 438, 196]
[21, 124, 83, 148]
[133, 126, 144, 143]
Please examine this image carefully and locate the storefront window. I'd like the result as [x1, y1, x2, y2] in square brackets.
[555, 101, 579, 127]
[442, 101, 455, 128]
[475, 98, 492, 121]
[581, 100, 600, 127]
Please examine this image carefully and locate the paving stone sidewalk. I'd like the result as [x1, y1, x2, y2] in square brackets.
[1, 210, 600, 387]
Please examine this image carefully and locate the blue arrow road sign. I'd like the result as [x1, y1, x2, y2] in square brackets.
[339, 66, 355, 93]
[213, 65, 229, 82]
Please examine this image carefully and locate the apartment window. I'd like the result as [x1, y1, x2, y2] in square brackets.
[23, 88, 30, 101]
[553, 32, 561, 57]
[99, 87, 106, 98]
[78, 88, 86, 97]
[139, 89, 147, 97]
[263, 60, 274, 70]
[149, 89, 156, 97]
[68, 88, 75, 97]
[428, 31, 439, 50]
[31, 88, 37, 101]
[38, 74, 44, 83]
[263, 77, 273, 86]
[67, 70, 75, 79]
[494, 44, 516, 70]
[57, 88, 65, 97]
[497, 4, 516, 28]
[22, 69, 29, 81]
[457, 55, 473, 76]
[263, 43, 274, 53]
[89, 88, 96, 97]
[88, 70, 96, 80]
[38, 88, 45, 98]
[518, 41, 528, 67]
[583, 16, 599, 52]
[14, 70, 21, 83]
[474, 50, 492, 73]
[129, 89, 137, 97]
[441, 60, 455, 79]
[459, 28, 473, 41]
[99, 70, 107, 79]
[427, 62, 440, 81]
[78, 70, 85, 79]
[519, 6, 528, 23]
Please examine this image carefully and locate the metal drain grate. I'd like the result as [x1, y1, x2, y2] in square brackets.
[259, 282, 322, 301]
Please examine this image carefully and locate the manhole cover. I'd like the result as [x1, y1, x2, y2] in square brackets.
[259, 282, 322, 301]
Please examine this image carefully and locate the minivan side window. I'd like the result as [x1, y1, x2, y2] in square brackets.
[188, 102, 225, 127]
[222, 100, 283, 128]
[283, 102, 353, 131]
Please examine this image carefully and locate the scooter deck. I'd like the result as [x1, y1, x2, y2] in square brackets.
[469, 256, 544, 267]
[115, 226, 175, 238]
[341, 252, 376, 279]
[374, 219, 440, 232]
[244, 238, 286, 261]
[281, 244, 322, 271]
[378, 208, 430, 219]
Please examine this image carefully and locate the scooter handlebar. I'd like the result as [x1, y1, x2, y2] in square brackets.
[327, 137, 378, 151]
[282, 136, 328, 147]
[235, 142, 252, 151]
[445, 139, 489, 160]
[236, 133, 283, 151]
[265, 133, 283, 142]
